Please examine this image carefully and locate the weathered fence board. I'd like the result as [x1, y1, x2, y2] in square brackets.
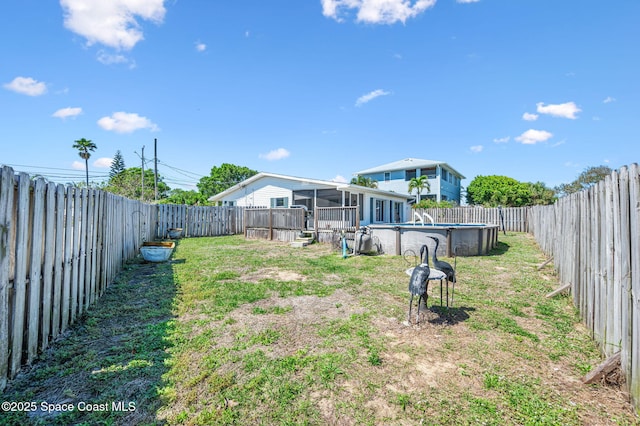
[0, 166, 14, 390]
[27, 178, 46, 364]
[11, 174, 30, 377]
[629, 163, 640, 412]
[618, 167, 632, 385]
[41, 182, 56, 352]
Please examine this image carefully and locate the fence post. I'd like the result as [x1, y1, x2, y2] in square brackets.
[0, 166, 15, 390]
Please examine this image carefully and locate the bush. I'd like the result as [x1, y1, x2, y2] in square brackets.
[413, 200, 454, 209]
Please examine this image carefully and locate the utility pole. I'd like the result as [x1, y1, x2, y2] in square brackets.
[154, 138, 158, 201]
[141, 145, 145, 202]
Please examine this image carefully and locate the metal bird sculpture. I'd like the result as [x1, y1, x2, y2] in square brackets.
[427, 236, 456, 306]
[407, 244, 430, 324]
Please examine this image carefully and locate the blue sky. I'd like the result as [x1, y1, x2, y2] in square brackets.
[1, 0, 638, 192]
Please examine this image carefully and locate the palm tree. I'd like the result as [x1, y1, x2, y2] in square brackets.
[72, 138, 97, 187]
[408, 175, 430, 203]
[350, 175, 378, 188]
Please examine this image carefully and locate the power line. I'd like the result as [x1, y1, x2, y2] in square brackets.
[156, 159, 207, 179]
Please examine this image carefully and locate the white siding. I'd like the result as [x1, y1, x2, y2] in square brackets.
[220, 176, 335, 207]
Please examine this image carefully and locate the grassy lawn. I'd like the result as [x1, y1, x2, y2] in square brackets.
[1, 233, 637, 425]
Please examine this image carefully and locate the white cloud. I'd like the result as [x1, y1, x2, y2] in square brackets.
[493, 136, 510, 144]
[515, 129, 553, 145]
[60, 0, 166, 51]
[322, 0, 436, 24]
[522, 112, 538, 121]
[3, 76, 47, 96]
[355, 89, 390, 106]
[53, 107, 83, 119]
[71, 160, 85, 170]
[97, 111, 159, 133]
[93, 157, 113, 168]
[457, 0, 480, 3]
[259, 148, 290, 161]
[97, 51, 131, 65]
[470, 145, 483, 153]
[536, 101, 581, 119]
[603, 96, 616, 104]
[332, 175, 348, 183]
[195, 42, 206, 52]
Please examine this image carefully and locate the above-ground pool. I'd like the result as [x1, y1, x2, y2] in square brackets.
[368, 223, 500, 257]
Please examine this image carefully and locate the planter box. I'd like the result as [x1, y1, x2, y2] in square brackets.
[140, 241, 175, 262]
[167, 228, 183, 239]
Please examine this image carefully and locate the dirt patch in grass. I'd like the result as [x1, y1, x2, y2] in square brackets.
[241, 267, 307, 283]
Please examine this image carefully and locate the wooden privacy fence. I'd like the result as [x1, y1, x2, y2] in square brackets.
[420, 206, 529, 232]
[529, 164, 640, 413]
[242, 207, 360, 242]
[243, 208, 306, 241]
[0, 166, 245, 391]
[0, 167, 155, 390]
[156, 204, 243, 238]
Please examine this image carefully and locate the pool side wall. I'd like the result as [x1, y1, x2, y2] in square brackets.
[369, 224, 500, 257]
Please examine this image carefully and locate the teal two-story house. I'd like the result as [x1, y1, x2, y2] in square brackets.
[353, 158, 465, 205]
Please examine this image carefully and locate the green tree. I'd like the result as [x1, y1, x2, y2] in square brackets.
[350, 175, 378, 188]
[104, 167, 170, 201]
[466, 175, 532, 207]
[72, 138, 97, 187]
[197, 163, 258, 198]
[160, 189, 210, 205]
[555, 165, 613, 197]
[408, 175, 430, 203]
[527, 181, 556, 205]
[109, 150, 126, 179]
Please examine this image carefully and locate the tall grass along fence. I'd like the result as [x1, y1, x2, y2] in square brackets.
[419, 206, 529, 232]
[529, 164, 640, 412]
[0, 166, 243, 391]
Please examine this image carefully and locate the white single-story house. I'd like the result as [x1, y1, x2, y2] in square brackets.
[208, 172, 412, 227]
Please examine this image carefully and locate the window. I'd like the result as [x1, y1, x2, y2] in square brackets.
[420, 168, 436, 178]
[441, 169, 448, 181]
[393, 202, 402, 223]
[349, 192, 358, 207]
[270, 197, 288, 208]
[405, 169, 416, 181]
[316, 189, 342, 207]
[293, 190, 314, 211]
[384, 172, 390, 182]
[375, 199, 385, 222]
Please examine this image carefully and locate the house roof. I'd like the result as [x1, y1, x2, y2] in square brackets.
[208, 172, 412, 202]
[354, 158, 466, 179]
